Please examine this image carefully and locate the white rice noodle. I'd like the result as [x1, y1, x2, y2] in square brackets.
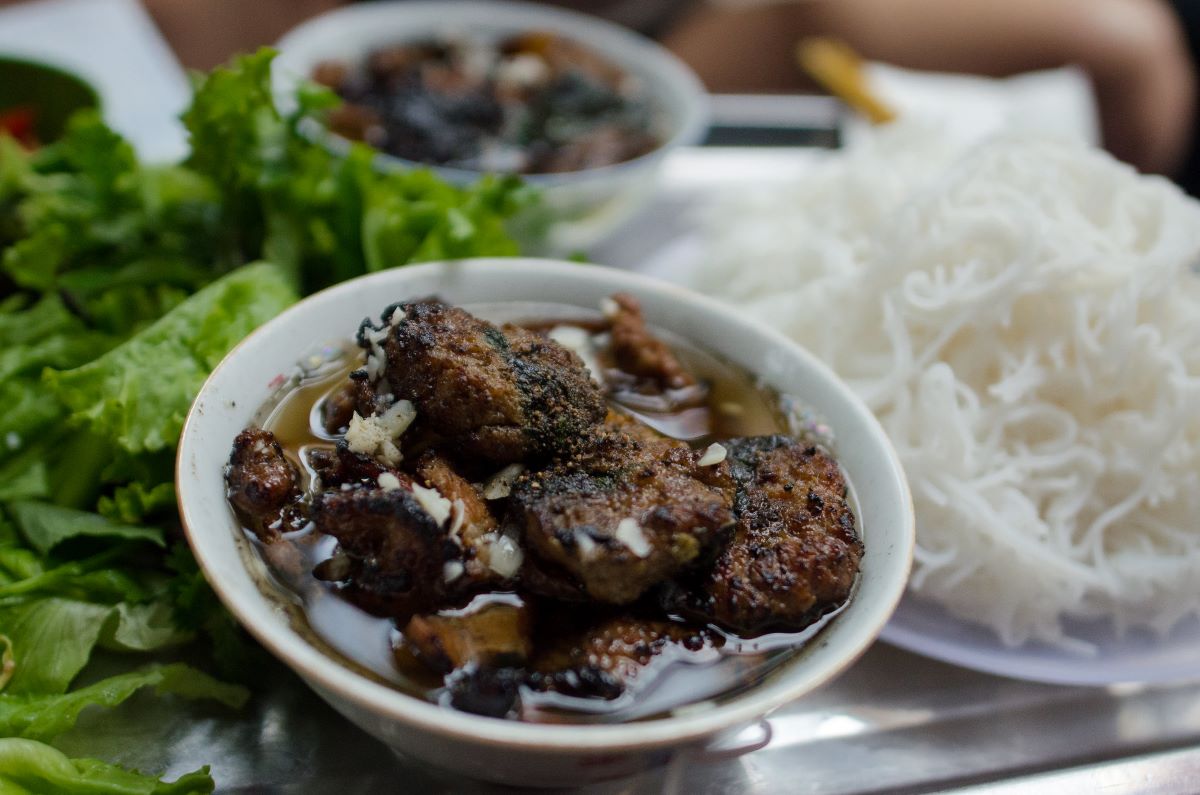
[687, 121, 1200, 647]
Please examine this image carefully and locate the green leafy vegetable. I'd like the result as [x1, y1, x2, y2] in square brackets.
[0, 45, 525, 788]
[97, 483, 176, 526]
[9, 502, 164, 556]
[0, 739, 213, 794]
[0, 599, 112, 695]
[45, 262, 296, 454]
[0, 663, 247, 742]
[98, 601, 192, 653]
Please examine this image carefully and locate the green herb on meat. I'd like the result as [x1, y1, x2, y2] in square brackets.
[0, 47, 526, 790]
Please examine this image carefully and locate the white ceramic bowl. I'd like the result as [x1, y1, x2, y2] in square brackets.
[177, 259, 913, 786]
[273, 1, 709, 253]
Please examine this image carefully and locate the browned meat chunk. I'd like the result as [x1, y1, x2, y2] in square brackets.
[414, 453, 495, 551]
[443, 666, 526, 719]
[320, 369, 383, 434]
[607, 293, 696, 390]
[401, 597, 531, 675]
[668, 436, 862, 633]
[310, 59, 350, 89]
[308, 443, 407, 490]
[311, 449, 515, 616]
[225, 429, 304, 542]
[326, 104, 386, 146]
[508, 423, 735, 604]
[311, 484, 450, 617]
[516, 553, 587, 602]
[412, 452, 514, 587]
[441, 614, 718, 718]
[379, 300, 606, 466]
[529, 615, 719, 701]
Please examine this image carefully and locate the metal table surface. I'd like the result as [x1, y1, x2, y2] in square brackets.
[54, 641, 1200, 793]
[55, 144, 1200, 794]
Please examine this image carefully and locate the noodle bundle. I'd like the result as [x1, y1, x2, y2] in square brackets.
[687, 125, 1200, 646]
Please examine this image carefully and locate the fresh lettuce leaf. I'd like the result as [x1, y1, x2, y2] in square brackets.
[163, 545, 260, 682]
[0, 46, 529, 788]
[44, 262, 297, 453]
[0, 547, 41, 582]
[0, 599, 111, 694]
[0, 596, 196, 697]
[98, 601, 192, 653]
[0, 513, 23, 549]
[0, 447, 51, 502]
[0, 547, 151, 605]
[97, 483, 176, 526]
[0, 663, 247, 742]
[9, 502, 163, 556]
[0, 738, 214, 794]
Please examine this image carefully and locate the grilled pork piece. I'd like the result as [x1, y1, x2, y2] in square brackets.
[308, 443, 405, 490]
[225, 428, 305, 542]
[606, 292, 696, 390]
[378, 299, 606, 467]
[509, 422, 735, 604]
[311, 484, 448, 617]
[438, 613, 717, 717]
[667, 436, 862, 633]
[321, 369, 384, 434]
[528, 615, 719, 701]
[401, 598, 531, 674]
[310, 449, 516, 617]
[413, 451, 522, 585]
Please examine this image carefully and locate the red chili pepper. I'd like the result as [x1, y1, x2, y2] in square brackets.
[0, 106, 39, 148]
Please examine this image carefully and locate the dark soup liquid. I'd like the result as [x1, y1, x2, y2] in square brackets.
[241, 314, 856, 724]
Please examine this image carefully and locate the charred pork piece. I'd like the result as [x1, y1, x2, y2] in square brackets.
[225, 429, 306, 542]
[400, 597, 531, 675]
[311, 451, 514, 617]
[378, 299, 606, 466]
[308, 442, 408, 490]
[667, 436, 862, 634]
[509, 423, 735, 604]
[606, 292, 697, 391]
[412, 452, 521, 585]
[516, 552, 589, 603]
[529, 616, 719, 701]
[321, 369, 383, 434]
[443, 665, 526, 719]
[311, 483, 453, 617]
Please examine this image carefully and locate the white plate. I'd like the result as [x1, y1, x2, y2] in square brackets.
[882, 596, 1200, 687]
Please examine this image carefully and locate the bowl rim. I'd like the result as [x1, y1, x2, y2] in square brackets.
[271, 0, 710, 186]
[0, 55, 102, 109]
[177, 258, 914, 752]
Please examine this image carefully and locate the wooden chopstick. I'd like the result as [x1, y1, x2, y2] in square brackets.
[796, 37, 897, 125]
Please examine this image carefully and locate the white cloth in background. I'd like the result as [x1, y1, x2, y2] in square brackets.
[847, 63, 1100, 149]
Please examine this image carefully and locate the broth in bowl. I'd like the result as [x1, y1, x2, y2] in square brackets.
[224, 293, 863, 723]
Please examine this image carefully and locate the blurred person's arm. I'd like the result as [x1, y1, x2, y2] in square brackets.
[666, 0, 1197, 176]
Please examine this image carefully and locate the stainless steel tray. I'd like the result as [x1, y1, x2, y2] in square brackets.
[59, 146, 1200, 794]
